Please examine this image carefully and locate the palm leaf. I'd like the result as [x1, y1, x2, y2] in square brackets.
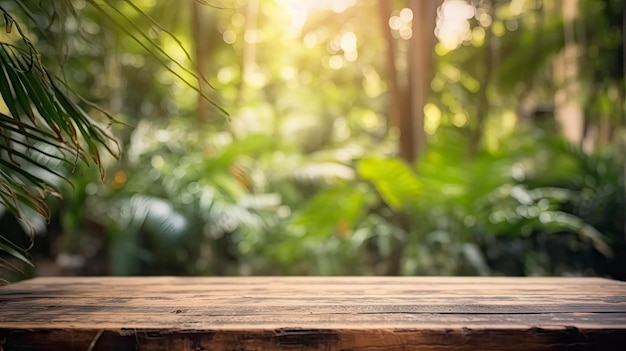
[0, 235, 33, 267]
[86, 0, 227, 115]
[1, 1, 228, 275]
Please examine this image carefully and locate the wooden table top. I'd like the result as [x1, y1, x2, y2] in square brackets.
[0, 276, 625, 350]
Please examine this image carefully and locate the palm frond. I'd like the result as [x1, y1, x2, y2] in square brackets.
[0, 1, 226, 274]
[0, 9, 118, 226]
[86, 0, 227, 115]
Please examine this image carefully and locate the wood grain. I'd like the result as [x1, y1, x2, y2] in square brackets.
[1, 277, 625, 350]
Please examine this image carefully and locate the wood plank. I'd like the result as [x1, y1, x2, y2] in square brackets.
[2, 277, 623, 299]
[1, 277, 625, 350]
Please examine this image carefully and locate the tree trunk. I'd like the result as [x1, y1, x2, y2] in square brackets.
[408, 0, 441, 161]
[377, 0, 441, 275]
[377, 0, 409, 160]
[469, 0, 494, 157]
[378, 0, 441, 163]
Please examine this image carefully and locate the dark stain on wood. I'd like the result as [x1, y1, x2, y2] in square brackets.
[273, 328, 339, 348]
[2, 328, 626, 350]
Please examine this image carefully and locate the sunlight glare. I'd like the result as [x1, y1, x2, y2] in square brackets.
[424, 103, 442, 135]
[303, 32, 318, 48]
[344, 50, 358, 62]
[399, 8, 413, 22]
[231, 12, 246, 27]
[388, 8, 414, 40]
[399, 27, 412, 40]
[436, 0, 475, 50]
[217, 67, 234, 84]
[452, 113, 468, 127]
[340, 31, 357, 53]
[277, 0, 357, 33]
[389, 16, 403, 31]
[509, 0, 526, 16]
[328, 55, 344, 70]
[243, 65, 267, 88]
[244, 30, 259, 44]
[362, 65, 383, 98]
[223, 30, 236, 44]
[471, 26, 485, 47]
[280, 66, 298, 81]
[476, 7, 493, 27]
[360, 109, 379, 130]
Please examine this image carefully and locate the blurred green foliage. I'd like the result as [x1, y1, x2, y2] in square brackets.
[0, 0, 624, 281]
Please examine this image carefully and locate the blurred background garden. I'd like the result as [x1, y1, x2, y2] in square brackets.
[0, 0, 624, 282]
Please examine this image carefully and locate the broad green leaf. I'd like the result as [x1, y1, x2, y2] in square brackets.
[358, 157, 421, 210]
[291, 184, 365, 238]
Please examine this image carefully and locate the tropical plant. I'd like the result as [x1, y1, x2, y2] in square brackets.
[0, 5, 115, 277]
[0, 0, 223, 279]
[359, 126, 621, 276]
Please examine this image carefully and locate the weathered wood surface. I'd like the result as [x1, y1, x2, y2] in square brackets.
[0, 276, 625, 350]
